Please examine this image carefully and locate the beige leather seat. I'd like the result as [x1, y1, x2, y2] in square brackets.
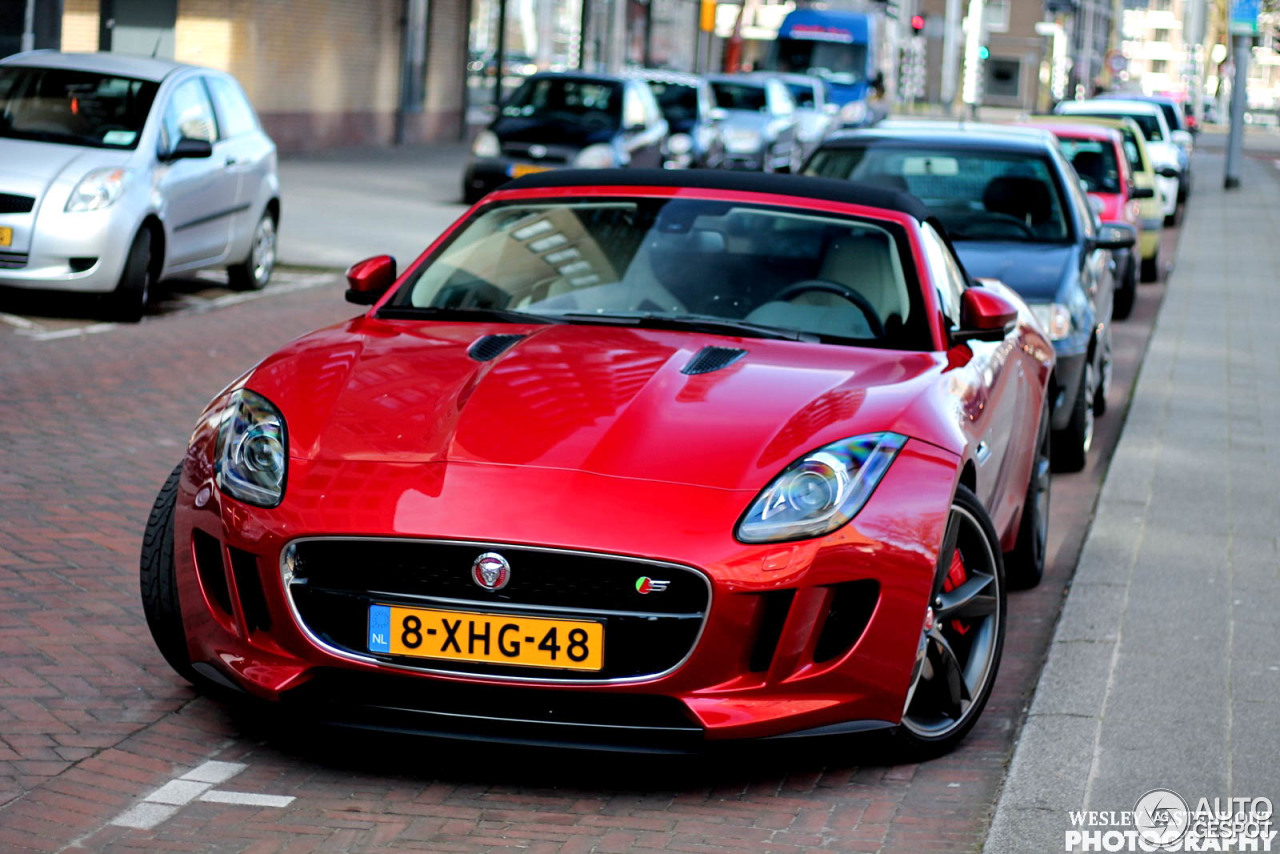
[802, 233, 909, 328]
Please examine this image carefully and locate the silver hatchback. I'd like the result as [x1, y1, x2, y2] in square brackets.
[0, 51, 279, 321]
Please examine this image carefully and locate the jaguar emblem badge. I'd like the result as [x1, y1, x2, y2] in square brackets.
[472, 552, 511, 591]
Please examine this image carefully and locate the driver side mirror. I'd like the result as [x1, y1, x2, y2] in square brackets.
[1156, 165, 1180, 179]
[162, 136, 213, 162]
[954, 288, 1019, 343]
[1131, 185, 1156, 199]
[345, 255, 397, 305]
[1093, 222, 1137, 251]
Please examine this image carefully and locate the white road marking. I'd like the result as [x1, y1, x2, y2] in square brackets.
[109, 758, 292, 831]
[199, 790, 295, 808]
[0, 312, 40, 330]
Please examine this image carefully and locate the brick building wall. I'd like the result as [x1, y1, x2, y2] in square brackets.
[60, 0, 468, 152]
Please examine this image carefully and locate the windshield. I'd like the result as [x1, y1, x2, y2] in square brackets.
[0, 66, 158, 149]
[648, 81, 698, 125]
[806, 144, 1073, 243]
[785, 81, 818, 109]
[770, 39, 867, 87]
[501, 78, 621, 128]
[711, 82, 767, 112]
[1057, 138, 1121, 194]
[386, 198, 930, 349]
[1069, 110, 1162, 141]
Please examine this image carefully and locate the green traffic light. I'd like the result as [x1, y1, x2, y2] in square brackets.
[978, 46, 989, 59]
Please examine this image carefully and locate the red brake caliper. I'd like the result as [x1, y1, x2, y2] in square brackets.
[943, 550, 971, 636]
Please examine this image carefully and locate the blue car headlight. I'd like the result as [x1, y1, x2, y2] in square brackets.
[736, 433, 907, 543]
[215, 389, 288, 508]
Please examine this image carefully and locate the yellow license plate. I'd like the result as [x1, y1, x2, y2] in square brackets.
[511, 163, 552, 178]
[0, 227, 11, 248]
[368, 604, 603, 671]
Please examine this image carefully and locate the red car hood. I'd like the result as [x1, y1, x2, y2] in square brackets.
[245, 317, 951, 492]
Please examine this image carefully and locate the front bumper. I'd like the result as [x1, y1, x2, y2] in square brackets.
[0, 203, 136, 293]
[172, 438, 961, 747]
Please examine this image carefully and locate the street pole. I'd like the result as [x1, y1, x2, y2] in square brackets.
[941, 0, 962, 110]
[22, 0, 36, 52]
[1224, 33, 1250, 189]
[1186, 0, 1206, 124]
[493, 0, 508, 106]
[960, 0, 985, 119]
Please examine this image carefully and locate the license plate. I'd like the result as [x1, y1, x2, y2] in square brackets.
[511, 163, 552, 178]
[368, 604, 603, 671]
[0, 227, 10, 248]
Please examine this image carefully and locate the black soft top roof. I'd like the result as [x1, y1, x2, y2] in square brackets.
[500, 168, 933, 222]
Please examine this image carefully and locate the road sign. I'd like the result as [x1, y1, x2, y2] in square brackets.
[1230, 0, 1259, 36]
[1106, 50, 1126, 75]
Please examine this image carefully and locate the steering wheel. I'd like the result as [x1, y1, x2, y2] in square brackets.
[977, 212, 1038, 238]
[772, 279, 885, 337]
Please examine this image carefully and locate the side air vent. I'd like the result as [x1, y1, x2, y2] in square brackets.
[749, 589, 795, 673]
[813, 580, 880, 663]
[467, 333, 526, 362]
[191, 530, 232, 616]
[682, 346, 747, 375]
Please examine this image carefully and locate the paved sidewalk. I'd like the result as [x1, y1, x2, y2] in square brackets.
[276, 142, 470, 270]
[985, 142, 1280, 850]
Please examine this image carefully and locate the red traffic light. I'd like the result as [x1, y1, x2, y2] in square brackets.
[911, 14, 925, 32]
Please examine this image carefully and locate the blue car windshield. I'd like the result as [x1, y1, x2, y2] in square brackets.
[806, 145, 1073, 244]
[0, 66, 158, 149]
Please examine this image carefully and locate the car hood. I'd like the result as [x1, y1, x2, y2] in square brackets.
[953, 242, 1078, 304]
[491, 116, 616, 150]
[244, 318, 950, 492]
[0, 137, 129, 198]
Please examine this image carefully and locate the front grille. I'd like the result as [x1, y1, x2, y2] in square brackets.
[287, 538, 711, 682]
[500, 143, 577, 165]
[282, 669, 704, 751]
[0, 193, 34, 214]
[0, 252, 28, 270]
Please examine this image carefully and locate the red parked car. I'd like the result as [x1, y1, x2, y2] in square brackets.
[141, 170, 1054, 757]
[1021, 121, 1143, 319]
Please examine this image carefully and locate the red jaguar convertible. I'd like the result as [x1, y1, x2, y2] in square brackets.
[141, 170, 1054, 757]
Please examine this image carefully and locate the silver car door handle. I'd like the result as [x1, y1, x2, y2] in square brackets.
[224, 157, 239, 168]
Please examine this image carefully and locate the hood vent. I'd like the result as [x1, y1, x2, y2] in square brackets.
[681, 345, 747, 375]
[468, 333, 526, 362]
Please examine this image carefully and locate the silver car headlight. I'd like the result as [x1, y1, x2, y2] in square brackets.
[65, 167, 130, 212]
[723, 127, 762, 153]
[472, 130, 500, 158]
[737, 433, 907, 543]
[1029, 303, 1073, 341]
[215, 389, 288, 508]
[839, 100, 868, 126]
[574, 143, 617, 168]
[667, 133, 693, 155]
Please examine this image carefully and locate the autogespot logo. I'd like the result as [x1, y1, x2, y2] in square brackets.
[1133, 789, 1190, 847]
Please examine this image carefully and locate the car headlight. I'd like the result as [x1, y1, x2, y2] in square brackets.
[472, 130, 500, 158]
[65, 167, 129, 212]
[667, 133, 693, 155]
[215, 389, 288, 508]
[574, 143, 617, 168]
[839, 100, 868, 126]
[1029, 302, 1073, 341]
[736, 433, 907, 543]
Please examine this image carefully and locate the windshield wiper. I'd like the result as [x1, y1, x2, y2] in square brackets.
[377, 305, 564, 324]
[559, 312, 817, 342]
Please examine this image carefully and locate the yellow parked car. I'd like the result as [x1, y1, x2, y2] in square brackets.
[1031, 115, 1164, 281]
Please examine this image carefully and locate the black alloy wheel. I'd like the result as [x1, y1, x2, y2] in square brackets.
[894, 485, 1006, 758]
[228, 211, 277, 291]
[1113, 254, 1137, 320]
[1052, 360, 1094, 473]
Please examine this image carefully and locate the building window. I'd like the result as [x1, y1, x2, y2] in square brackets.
[1152, 28, 1170, 42]
[1151, 0, 1171, 10]
[1150, 59, 1168, 73]
[984, 58, 1021, 100]
[983, 0, 1010, 34]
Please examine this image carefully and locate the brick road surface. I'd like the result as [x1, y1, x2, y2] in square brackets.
[0, 212, 1177, 851]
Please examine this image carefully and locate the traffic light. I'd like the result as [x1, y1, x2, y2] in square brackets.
[911, 14, 925, 34]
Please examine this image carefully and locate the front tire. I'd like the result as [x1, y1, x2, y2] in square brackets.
[111, 228, 153, 322]
[1140, 245, 1160, 283]
[1052, 360, 1094, 473]
[1113, 254, 1137, 320]
[1007, 402, 1051, 589]
[140, 463, 197, 683]
[894, 485, 1006, 758]
[227, 211, 277, 291]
